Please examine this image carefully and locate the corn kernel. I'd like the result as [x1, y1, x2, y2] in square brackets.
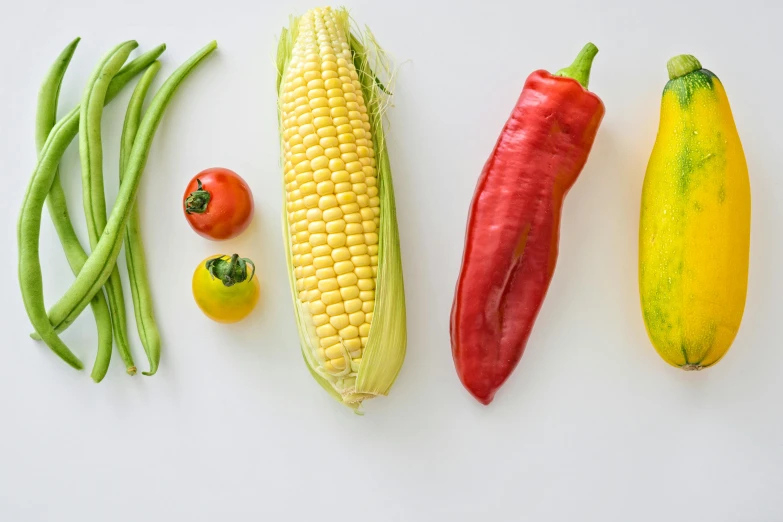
[316, 324, 337, 338]
[331, 170, 350, 183]
[303, 194, 320, 208]
[341, 286, 360, 300]
[325, 344, 345, 360]
[355, 266, 373, 279]
[332, 247, 350, 262]
[309, 233, 328, 247]
[318, 278, 339, 292]
[330, 314, 350, 330]
[346, 234, 364, 246]
[314, 168, 332, 182]
[310, 156, 329, 170]
[310, 300, 326, 315]
[303, 133, 320, 148]
[321, 290, 342, 305]
[312, 245, 332, 258]
[344, 338, 362, 352]
[312, 107, 330, 118]
[362, 220, 377, 233]
[322, 207, 343, 222]
[317, 181, 335, 195]
[336, 192, 356, 205]
[316, 267, 336, 280]
[326, 219, 346, 233]
[347, 245, 367, 256]
[313, 314, 330, 327]
[339, 325, 359, 339]
[334, 261, 354, 275]
[344, 213, 362, 224]
[326, 302, 345, 316]
[344, 223, 363, 235]
[318, 195, 338, 210]
[349, 311, 365, 326]
[320, 335, 340, 348]
[320, 136, 339, 148]
[337, 273, 358, 287]
[344, 298, 362, 313]
[327, 233, 347, 248]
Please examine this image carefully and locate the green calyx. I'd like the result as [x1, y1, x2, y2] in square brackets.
[184, 179, 211, 214]
[555, 42, 599, 89]
[667, 54, 702, 80]
[206, 254, 256, 287]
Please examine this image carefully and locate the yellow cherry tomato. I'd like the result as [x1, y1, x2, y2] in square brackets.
[192, 254, 260, 323]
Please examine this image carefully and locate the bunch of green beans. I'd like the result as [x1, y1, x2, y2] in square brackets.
[19, 38, 217, 376]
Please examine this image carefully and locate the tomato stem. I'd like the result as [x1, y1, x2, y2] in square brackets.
[185, 179, 211, 214]
[205, 254, 256, 287]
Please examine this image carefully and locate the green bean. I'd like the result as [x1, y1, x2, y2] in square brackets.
[19, 41, 139, 368]
[39, 41, 218, 335]
[120, 62, 163, 376]
[35, 37, 114, 381]
[28, 43, 167, 351]
[80, 43, 139, 376]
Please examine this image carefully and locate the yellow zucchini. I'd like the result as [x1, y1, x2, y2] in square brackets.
[639, 54, 750, 370]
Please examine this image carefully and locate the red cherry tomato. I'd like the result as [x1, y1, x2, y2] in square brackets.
[183, 168, 254, 241]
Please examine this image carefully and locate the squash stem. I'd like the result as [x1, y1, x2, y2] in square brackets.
[667, 54, 702, 80]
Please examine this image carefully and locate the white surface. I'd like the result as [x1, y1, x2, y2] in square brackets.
[1, 0, 782, 520]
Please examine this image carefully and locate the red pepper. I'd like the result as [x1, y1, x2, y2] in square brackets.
[450, 44, 605, 405]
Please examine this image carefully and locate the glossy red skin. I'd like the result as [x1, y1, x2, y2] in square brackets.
[183, 168, 254, 241]
[450, 71, 605, 405]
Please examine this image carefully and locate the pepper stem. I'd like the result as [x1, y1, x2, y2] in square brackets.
[667, 54, 702, 80]
[555, 42, 599, 89]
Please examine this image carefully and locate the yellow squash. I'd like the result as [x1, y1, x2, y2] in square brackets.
[639, 54, 750, 370]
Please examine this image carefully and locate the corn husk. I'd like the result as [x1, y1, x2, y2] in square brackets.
[276, 7, 407, 411]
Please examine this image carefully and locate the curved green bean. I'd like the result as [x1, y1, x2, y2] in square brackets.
[41, 41, 218, 335]
[80, 43, 138, 375]
[19, 40, 139, 368]
[29, 43, 167, 344]
[36, 37, 80, 140]
[121, 62, 163, 376]
[35, 37, 114, 381]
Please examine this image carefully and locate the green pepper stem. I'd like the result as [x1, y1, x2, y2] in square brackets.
[667, 54, 702, 80]
[555, 42, 599, 89]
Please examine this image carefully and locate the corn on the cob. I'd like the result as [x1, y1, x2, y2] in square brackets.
[276, 7, 406, 409]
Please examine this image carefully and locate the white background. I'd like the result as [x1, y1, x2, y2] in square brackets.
[1, 0, 782, 520]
